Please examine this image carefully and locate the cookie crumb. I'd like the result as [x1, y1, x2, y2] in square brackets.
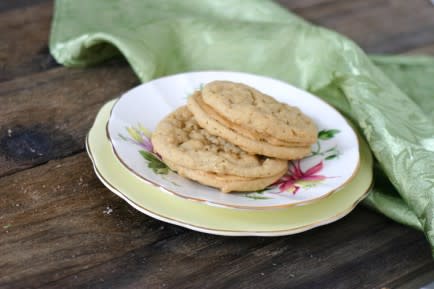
[103, 206, 113, 215]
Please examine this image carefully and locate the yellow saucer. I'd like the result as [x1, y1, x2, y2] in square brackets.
[86, 100, 373, 236]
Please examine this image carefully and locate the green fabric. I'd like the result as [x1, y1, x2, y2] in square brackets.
[49, 0, 434, 251]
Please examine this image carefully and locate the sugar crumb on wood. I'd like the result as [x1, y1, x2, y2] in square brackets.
[103, 206, 113, 215]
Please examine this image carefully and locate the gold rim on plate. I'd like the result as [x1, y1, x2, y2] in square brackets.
[87, 136, 372, 236]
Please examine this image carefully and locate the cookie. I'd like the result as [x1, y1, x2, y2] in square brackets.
[151, 106, 288, 178]
[201, 81, 317, 146]
[165, 159, 286, 193]
[188, 91, 312, 160]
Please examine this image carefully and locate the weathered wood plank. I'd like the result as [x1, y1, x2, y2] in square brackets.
[0, 154, 431, 289]
[277, 0, 339, 10]
[0, 63, 138, 177]
[0, 151, 431, 289]
[173, 222, 430, 289]
[0, 153, 186, 289]
[391, 263, 434, 289]
[406, 43, 434, 55]
[281, 0, 434, 53]
[0, 0, 50, 13]
[0, 1, 57, 82]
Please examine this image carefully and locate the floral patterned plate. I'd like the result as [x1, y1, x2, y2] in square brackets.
[107, 71, 360, 209]
[88, 100, 373, 236]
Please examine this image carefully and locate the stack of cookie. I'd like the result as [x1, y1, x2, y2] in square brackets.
[152, 81, 317, 193]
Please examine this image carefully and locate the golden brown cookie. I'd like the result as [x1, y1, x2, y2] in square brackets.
[165, 159, 286, 193]
[201, 81, 317, 146]
[151, 106, 288, 178]
[188, 91, 312, 160]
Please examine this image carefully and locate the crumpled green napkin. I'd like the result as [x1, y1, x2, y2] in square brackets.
[49, 0, 434, 252]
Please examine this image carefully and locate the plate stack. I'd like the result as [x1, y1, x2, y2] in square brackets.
[86, 71, 372, 236]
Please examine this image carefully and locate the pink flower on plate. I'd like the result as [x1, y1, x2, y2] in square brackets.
[276, 160, 326, 194]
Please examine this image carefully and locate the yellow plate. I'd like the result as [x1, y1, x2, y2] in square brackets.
[86, 100, 373, 236]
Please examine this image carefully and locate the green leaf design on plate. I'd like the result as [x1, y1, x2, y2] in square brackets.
[244, 189, 272, 200]
[139, 150, 169, 175]
[118, 133, 128, 141]
[318, 129, 340, 140]
[325, 154, 338, 160]
[323, 146, 340, 160]
[244, 194, 271, 200]
[254, 188, 268, 194]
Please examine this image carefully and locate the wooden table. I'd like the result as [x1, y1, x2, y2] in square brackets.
[1, 1, 433, 288]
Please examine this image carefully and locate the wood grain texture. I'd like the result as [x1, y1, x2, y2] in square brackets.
[0, 153, 431, 289]
[0, 0, 49, 13]
[0, 0, 57, 82]
[279, 0, 434, 53]
[392, 264, 434, 289]
[0, 63, 138, 177]
[1, 0, 434, 288]
[0, 153, 186, 289]
[406, 43, 434, 55]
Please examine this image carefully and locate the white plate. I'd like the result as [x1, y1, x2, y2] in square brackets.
[107, 71, 359, 209]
